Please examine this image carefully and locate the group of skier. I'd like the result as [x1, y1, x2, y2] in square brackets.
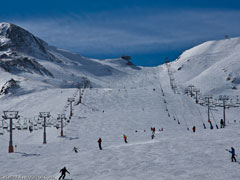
[96, 127, 164, 150]
[192, 118, 226, 133]
[59, 130, 237, 180]
[97, 134, 128, 150]
[59, 119, 234, 180]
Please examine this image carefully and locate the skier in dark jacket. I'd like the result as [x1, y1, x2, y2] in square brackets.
[227, 147, 237, 162]
[59, 167, 70, 180]
[151, 127, 155, 139]
[73, 147, 78, 153]
[220, 119, 224, 128]
[98, 138, 102, 150]
[192, 126, 196, 133]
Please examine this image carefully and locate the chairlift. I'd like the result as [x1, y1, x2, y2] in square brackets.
[55, 124, 60, 129]
[15, 123, 21, 129]
[34, 125, 38, 130]
[46, 123, 51, 127]
[23, 123, 28, 130]
[0, 128, 4, 135]
[3, 121, 8, 129]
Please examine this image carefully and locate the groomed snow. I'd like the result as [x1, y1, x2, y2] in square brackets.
[0, 63, 240, 180]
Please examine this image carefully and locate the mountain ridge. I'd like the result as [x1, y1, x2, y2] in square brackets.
[0, 22, 139, 95]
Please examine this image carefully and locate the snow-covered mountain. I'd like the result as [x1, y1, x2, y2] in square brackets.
[1, 23, 240, 180]
[0, 22, 138, 95]
[170, 37, 240, 95]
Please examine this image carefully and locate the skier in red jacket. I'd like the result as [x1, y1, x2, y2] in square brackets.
[123, 134, 128, 143]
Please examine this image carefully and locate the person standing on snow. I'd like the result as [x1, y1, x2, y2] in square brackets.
[73, 147, 78, 153]
[227, 147, 237, 162]
[151, 127, 155, 139]
[59, 167, 70, 180]
[220, 119, 224, 128]
[98, 138, 102, 150]
[153, 127, 156, 134]
[123, 134, 128, 143]
[192, 126, 196, 133]
[208, 120, 213, 129]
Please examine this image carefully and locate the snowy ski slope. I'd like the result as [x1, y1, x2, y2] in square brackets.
[0, 64, 240, 180]
[1, 23, 240, 179]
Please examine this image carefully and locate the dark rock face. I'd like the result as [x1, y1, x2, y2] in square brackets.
[0, 78, 19, 95]
[0, 23, 59, 62]
[0, 53, 53, 77]
[0, 23, 55, 77]
[121, 55, 131, 61]
[120, 55, 138, 68]
[1, 23, 47, 51]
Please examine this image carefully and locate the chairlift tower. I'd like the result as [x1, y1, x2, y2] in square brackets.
[204, 95, 213, 123]
[219, 95, 229, 126]
[39, 112, 50, 144]
[193, 88, 200, 104]
[60, 114, 66, 137]
[68, 98, 75, 118]
[188, 85, 195, 97]
[2, 111, 19, 153]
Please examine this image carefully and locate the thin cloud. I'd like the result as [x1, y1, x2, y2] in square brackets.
[7, 8, 240, 57]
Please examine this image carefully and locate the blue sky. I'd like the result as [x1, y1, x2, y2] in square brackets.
[1, 0, 240, 66]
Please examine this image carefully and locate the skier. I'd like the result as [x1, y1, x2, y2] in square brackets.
[29, 126, 33, 133]
[152, 127, 156, 134]
[59, 167, 70, 180]
[123, 134, 128, 143]
[208, 120, 213, 129]
[192, 126, 196, 133]
[98, 138, 102, 150]
[151, 127, 156, 139]
[227, 147, 237, 162]
[151, 133, 155, 139]
[220, 119, 224, 128]
[72, 147, 78, 153]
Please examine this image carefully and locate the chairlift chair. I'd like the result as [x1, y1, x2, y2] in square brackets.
[34, 124, 38, 130]
[3, 121, 8, 129]
[0, 128, 4, 135]
[23, 123, 28, 130]
[15, 123, 21, 129]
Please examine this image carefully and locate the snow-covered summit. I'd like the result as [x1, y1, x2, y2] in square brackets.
[171, 37, 240, 95]
[0, 22, 51, 60]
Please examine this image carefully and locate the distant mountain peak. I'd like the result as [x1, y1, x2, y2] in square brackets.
[0, 22, 48, 56]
